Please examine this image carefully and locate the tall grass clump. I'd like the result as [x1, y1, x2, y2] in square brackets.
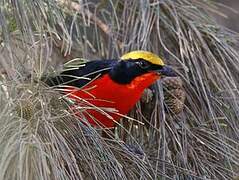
[0, 0, 239, 179]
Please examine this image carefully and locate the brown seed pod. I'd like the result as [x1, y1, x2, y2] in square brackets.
[162, 77, 183, 90]
[162, 77, 186, 115]
[164, 88, 186, 115]
[16, 100, 34, 121]
[141, 88, 154, 104]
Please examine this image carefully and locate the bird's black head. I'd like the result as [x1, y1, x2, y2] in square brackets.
[109, 59, 158, 84]
[109, 58, 176, 84]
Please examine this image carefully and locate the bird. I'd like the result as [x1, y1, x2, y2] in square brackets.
[44, 50, 176, 131]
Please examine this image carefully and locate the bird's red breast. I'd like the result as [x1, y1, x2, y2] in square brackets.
[66, 72, 159, 128]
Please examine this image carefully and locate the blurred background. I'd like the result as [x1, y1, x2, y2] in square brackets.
[215, 0, 239, 32]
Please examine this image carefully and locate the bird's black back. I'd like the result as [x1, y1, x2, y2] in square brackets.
[44, 60, 118, 88]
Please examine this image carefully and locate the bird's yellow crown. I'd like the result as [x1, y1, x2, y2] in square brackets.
[121, 50, 165, 66]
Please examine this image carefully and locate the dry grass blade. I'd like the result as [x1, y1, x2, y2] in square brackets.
[0, 0, 239, 179]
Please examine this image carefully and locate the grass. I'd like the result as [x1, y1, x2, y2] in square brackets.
[0, 0, 239, 179]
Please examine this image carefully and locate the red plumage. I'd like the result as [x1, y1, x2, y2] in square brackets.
[66, 72, 159, 128]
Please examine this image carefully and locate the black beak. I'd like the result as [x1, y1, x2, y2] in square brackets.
[157, 65, 177, 77]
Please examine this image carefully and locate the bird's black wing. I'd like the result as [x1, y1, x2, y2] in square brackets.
[44, 59, 118, 88]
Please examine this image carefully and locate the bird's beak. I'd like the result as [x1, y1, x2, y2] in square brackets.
[157, 65, 177, 77]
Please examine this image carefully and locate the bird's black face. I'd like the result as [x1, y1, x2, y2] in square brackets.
[109, 59, 176, 84]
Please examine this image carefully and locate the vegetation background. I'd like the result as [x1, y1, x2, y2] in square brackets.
[216, 0, 239, 32]
[0, 0, 239, 179]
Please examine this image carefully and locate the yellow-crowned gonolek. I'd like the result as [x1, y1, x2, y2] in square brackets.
[45, 51, 176, 129]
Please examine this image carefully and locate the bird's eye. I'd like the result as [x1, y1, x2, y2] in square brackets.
[136, 61, 150, 69]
